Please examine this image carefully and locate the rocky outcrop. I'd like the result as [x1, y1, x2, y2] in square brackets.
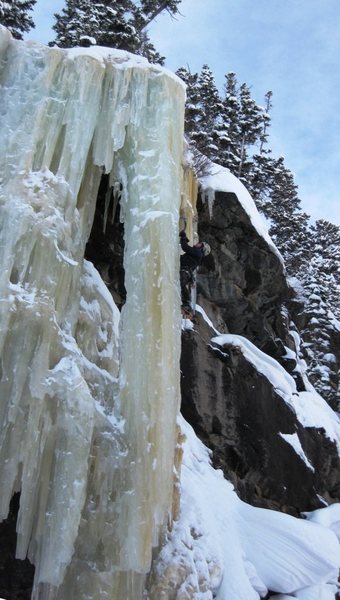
[196, 191, 289, 350]
[181, 314, 340, 515]
[180, 187, 340, 515]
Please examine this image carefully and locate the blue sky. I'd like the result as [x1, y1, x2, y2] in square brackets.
[29, 0, 339, 225]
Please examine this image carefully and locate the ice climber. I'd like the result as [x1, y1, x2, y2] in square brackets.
[179, 229, 211, 316]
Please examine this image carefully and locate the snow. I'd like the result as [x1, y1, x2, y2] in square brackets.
[303, 503, 340, 540]
[64, 43, 185, 88]
[152, 416, 340, 599]
[279, 432, 315, 471]
[212, 334, 340, 454]
[200, 162, 284, 263]
[182, 317, 194, 330]
[195, 303, 221, 334]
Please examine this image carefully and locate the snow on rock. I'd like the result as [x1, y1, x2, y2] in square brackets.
[279, 432, 315, 472]
[211, 334, 340, 454]
[200, 162, 283, 263]
[0, 26, 185, 598]
[150, 416, 340, 599]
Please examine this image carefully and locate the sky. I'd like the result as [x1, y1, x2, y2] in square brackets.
[27, 0, 340, 225]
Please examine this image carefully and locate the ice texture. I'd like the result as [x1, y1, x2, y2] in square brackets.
[0, 26, 185, 598]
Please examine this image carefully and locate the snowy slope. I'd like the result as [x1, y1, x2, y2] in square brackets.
[151, 416, 340, 600]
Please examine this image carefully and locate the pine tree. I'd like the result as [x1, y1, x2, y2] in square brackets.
[191, 64, 223, 161]
[237, 83, 264, 181]
[294, 221, 340, 409]
[0, 0, 36, 39]
[176, 66, 202, 137]
[50, 0, 182, 64]
[309, 219, 340, 318]
[133, 0, 181, 31]
[219, 72, 241, 173]
[50, 1, 138, 50]
[256, 156, 311, 272]
[259, 90, 272, 154]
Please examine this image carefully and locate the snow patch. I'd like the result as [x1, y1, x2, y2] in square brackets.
[200, 162, 284, 263]
[279, 432, 315, 472]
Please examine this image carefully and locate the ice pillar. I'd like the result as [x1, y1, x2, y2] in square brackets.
[0, 26, 185, 599]
[115, 67, 184, 570]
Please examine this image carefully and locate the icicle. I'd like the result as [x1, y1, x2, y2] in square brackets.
[202, 187, 216, 219]
[0, 27, 185, 599]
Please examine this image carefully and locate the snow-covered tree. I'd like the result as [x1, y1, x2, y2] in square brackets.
[256, 156, 311, 271]
[219, 72, 241, 173]
[50, 0, 181, 64]
[190, 64, 223, 161]
[50, 1, 138, 50]
[176, 66, 202, 138]
[288, 219, 340, 409]
[259, 90, 272, 154]
[237, 83, 265, 180]
[133, 0, 181, 31]
[308, 220, 340, 319]
[0, 0, 36, 39]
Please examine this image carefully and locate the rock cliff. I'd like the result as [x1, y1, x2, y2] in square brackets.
[180, 171, 340, 517]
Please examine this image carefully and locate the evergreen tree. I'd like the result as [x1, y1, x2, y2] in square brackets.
[50, 0, 181, 64]
[308, 219, 340, 318]
[133, 0, 181, 31]
[219, 72, 241, 173]
[294, 221, 340, 409]
[237, 83, 264, 180]
[256, 156, 311, 271]
[0, 0, 36, 39]
[176, 66, 202, 139]
[259, 90, 272, 154]
[190, 64, 223, 161]
[50, 1, 137, 50]
[175, 66, 212, 176]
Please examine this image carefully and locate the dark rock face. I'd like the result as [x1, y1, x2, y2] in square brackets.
[180, 188, 340, 514]
[181, 315, 340, 515]
[196, 191, 289, 350]
[0, 494, 35, 600]
[85, 174, 126, 310]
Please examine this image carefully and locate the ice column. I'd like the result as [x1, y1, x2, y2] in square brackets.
[0, 25, 185, 598]
[114, 66, 184, 571]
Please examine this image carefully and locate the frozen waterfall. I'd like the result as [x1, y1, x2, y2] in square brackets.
[0, 26, 185, 598]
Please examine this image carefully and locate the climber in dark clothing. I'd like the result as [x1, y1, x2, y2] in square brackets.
[179, 230, 211, 313]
